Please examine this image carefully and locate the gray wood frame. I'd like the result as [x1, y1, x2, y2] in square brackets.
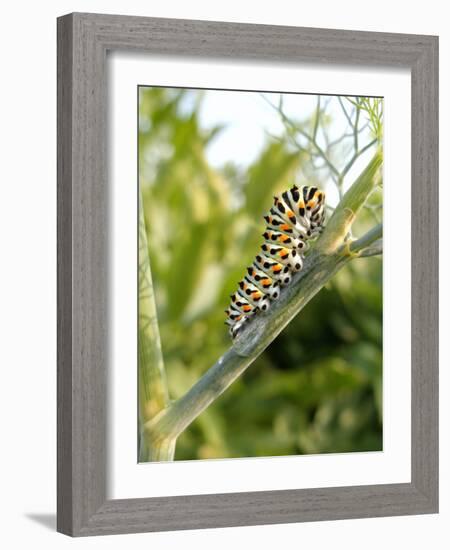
[57, 12, 438, 537]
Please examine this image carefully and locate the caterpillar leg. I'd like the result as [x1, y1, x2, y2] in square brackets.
[225, 316, 248, 339]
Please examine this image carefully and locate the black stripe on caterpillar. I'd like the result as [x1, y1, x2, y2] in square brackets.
[225, 185, 326, 339]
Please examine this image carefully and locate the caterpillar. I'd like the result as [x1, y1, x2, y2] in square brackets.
[225, 185, 326, 339]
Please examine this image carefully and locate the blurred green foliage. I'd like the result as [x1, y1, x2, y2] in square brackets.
[139, 87, 382, 460]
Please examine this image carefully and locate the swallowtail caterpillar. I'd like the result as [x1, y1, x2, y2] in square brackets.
[225, 185, 326, 339]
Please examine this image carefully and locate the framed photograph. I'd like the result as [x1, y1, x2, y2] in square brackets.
[57, 13, 438, 536]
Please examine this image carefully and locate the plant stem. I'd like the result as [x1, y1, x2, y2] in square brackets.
[145, 250, 349, 442]
[357, 239, 383, 257]
[349, 223, 382, 254]
[138, 187, 170, 456]
[316, 150, 382, 255]
[145, 436, 177, 462]
[145, 151, 383, 449]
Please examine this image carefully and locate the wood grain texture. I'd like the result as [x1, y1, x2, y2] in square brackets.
[410, 37, 439, 506]
[58, 12, 108, 535]
[57, 12, 439, 536]
[57, 13, 74, 534]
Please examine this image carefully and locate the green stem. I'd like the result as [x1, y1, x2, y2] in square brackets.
[357, 239, 383, 258]
[145, 250, 349, 442]
[145, 436, 177, 462]
[139, 187, 170, 456]
[316, 149, 382, 255]
[146, 152, 383, 448]
[349, 223, 383, 254]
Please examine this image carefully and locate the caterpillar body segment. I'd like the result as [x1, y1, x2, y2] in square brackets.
[262, 229, 306, 251]
[254, 254, 289, 281]
[246, 266, 280, 300]
[226, 185, 326, 339]
[237, 280, 271, 311]
[229, 292, 258, 315]
[260, 243, 303, 272]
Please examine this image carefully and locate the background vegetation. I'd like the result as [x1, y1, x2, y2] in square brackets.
[139, 87, 382, 461]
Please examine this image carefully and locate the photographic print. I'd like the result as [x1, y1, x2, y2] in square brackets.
[138, 87, 383, 462]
